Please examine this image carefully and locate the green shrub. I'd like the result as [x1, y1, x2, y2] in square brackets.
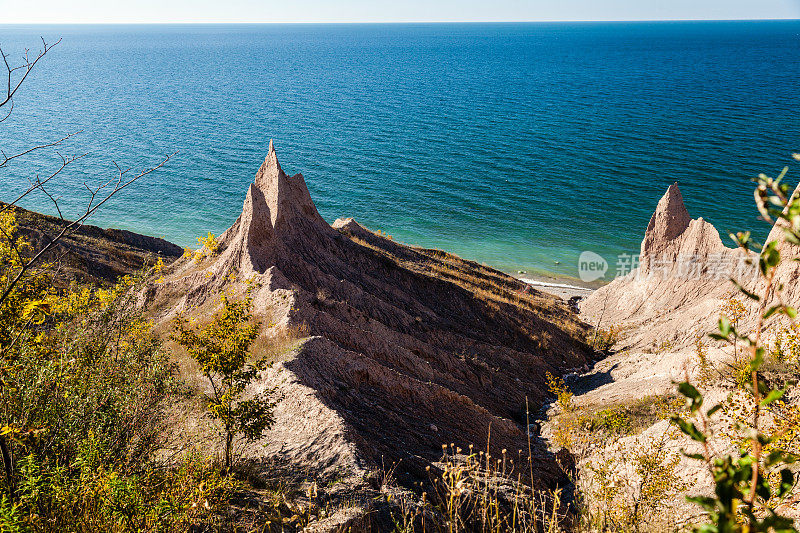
[588, 324, 621, 352]
[172, 289, 278, 469]
[672, 157, 800, 532]
[0, 215, 241, 530]
[593, 407, 632, 434]
[1, 450, 238, 532]
[545, 372, 573, 412]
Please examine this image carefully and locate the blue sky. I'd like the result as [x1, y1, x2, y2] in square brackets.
[1, 0, 798, 23]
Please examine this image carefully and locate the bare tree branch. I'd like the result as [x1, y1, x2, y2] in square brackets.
[0, 130, 80, 171]
[0, 37, 61, 110]
[0, 151, 176, 307]
[0, 36, 179, 505]
[0, 98, 13, 124]
[0, 38, 176, 309]
[1, 149, 86, 216]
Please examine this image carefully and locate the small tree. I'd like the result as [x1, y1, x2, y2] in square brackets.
[172, 290, 277, 469]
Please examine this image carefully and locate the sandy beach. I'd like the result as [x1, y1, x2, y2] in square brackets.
[514, 272, 599, 301]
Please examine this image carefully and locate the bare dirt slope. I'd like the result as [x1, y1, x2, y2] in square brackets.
[2, 201, 183, 285]
[575, 183, 764, 406]
[577, 182, 800, 402]
[543, 182, 800, 527]
[145, 142, 594, 500]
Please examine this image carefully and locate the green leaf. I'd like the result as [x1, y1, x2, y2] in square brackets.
[718, 317, 731, 337]
[760, 387, 787, 407]
[682, 452, 706, 461]
[694, 525, 718, 533]
[731, 279, 760, 301]
[731, 231, 752, 249]
[778, 468, 794, 498]
[678, 381, 701, 401]
[764, 305, 797, 320]
[670, 415, 707, 443]
[686, 495, 717, 509]
[765, 450, 798, 466]
[677, 382, 703, 413]
[750, 348, 765, 373]
[756, 476, 772, 501]
[785, 231, 800, 246]
[760, 241, 781, 275]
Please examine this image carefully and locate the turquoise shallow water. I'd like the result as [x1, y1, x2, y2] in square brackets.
[1, 21, 799, 280]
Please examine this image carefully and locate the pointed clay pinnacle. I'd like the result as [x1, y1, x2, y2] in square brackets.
[247, 140, 323, 230]
[641, 182, 692, 255]
[255, 139, 286, 191]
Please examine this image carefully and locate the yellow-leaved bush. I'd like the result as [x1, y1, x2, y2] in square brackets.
[171, 287, 279, 469]
[0, 211, 237, 531]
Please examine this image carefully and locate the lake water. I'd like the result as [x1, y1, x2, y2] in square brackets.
[1, 21, 798, 280]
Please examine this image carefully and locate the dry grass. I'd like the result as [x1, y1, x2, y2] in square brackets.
[577, 431, 689, 532]
[587, 324, 624, 352]
[1, 201, 182, 287]
[550, 392, 685, 453]
[375, 425, 688, 533]
[143, 224, 595, 531]
[543, 381, 690, 532]
[383, 440, 569, 533]
[345, 228, 588, 342]
[251, 322, 311, 365]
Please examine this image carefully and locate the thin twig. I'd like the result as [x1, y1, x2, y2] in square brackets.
[0, 152, 176, 307]
[0, 37, 61, 110]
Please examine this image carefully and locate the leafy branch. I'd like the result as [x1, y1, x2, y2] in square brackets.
[672, 153, 800, 532]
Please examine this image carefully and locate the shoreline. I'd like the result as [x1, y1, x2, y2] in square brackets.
[511, 271, 599, 301]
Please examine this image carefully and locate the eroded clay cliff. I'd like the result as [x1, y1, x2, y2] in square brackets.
[145, 142, 594, 505]
[581, 183, 757, 350]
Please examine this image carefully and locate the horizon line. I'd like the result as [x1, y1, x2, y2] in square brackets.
[2, 17, 799, 25]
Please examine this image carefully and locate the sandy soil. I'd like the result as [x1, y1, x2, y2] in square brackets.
[516, 273, 597, 302]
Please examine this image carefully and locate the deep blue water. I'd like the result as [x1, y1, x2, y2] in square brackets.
[1, 22, 799, 280]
